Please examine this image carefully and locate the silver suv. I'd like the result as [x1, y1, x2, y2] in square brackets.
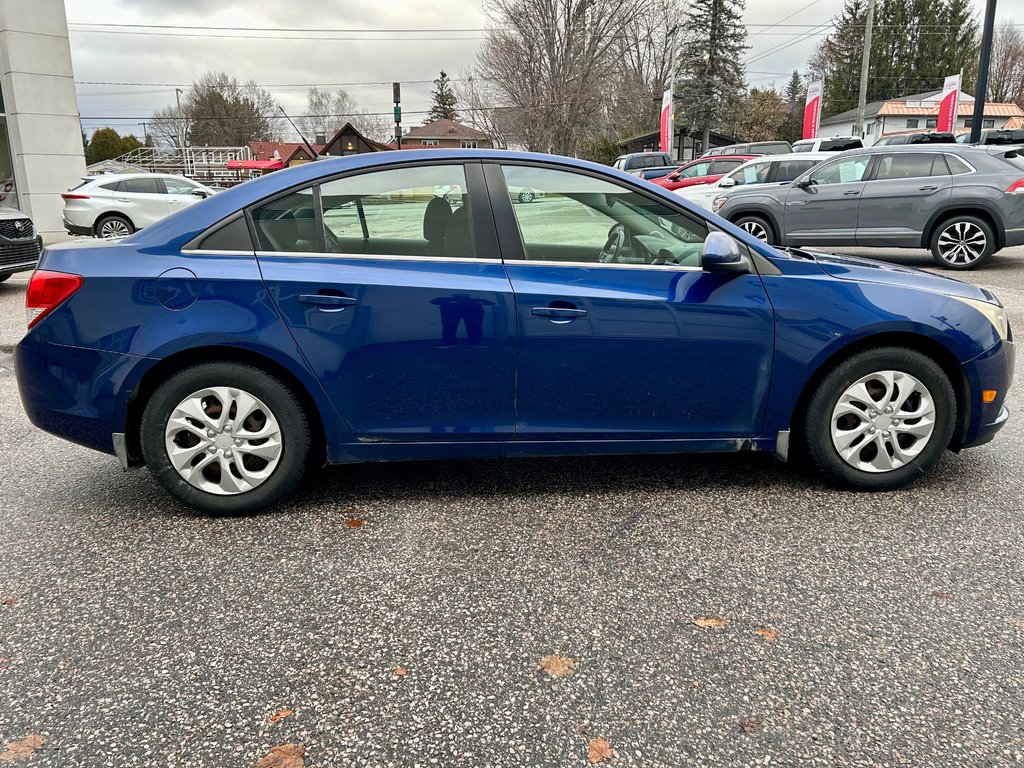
[713, 144, 1024, 269]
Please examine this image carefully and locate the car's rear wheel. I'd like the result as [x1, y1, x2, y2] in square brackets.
[804, 347, 956, 490]
[140, 362, 310, 514]
[929, 215, 995, 270]
[518, 189, 536, 204]
[734, 214, 774, 244]
[96, 214, 134, 240]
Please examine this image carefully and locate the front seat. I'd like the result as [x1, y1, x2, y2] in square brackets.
[423, 196, 453, 256]
[444, 203, 474, 258]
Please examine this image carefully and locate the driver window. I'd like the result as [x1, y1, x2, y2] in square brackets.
[679, 162, 711, 179]
[501, 165, 708, 266]
[809, 156, 870, 185]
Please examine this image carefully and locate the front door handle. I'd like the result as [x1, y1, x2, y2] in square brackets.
[842, 190, 861, 196]
[919, 184, 939, 191]
[532, 306, 587, 321]
[299, 293, 358, 311]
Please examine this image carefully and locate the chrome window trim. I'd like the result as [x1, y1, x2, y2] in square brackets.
[507, 259, 703, 272]
[245, 250, 704, 271]
[180, 249, 255, 256]
[253, 250, 498, 264]
[942, 153, 977, 175]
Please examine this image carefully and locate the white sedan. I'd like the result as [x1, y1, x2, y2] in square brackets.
[674, 152, 834, 211]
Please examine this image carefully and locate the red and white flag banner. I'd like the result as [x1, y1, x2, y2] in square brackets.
[803, 80, 823, 140]
[936, 74, 961, 133]
[659, 89, 673, 154]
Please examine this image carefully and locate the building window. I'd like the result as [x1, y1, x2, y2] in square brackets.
[460, 140, 478, 149]
[866, 122, 874, 135]
[421, 139, 439, 146]
[906, 118, 919, 129]
[926, 118, 938, 129]
[965, 118, 998, 130]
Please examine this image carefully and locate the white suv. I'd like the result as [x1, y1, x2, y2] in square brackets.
[62, 173, 218, 239]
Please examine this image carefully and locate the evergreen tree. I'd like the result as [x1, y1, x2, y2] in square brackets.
[426, 71, 459, 122]
[782, 70, 806, 142]
[676, 0, 748, 149]
[85, 128, 143, 164]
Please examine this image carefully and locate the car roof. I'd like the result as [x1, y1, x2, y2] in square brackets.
[85, 172, 194, 182]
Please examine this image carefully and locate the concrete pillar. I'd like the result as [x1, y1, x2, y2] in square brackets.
[0, 0, 86, 243]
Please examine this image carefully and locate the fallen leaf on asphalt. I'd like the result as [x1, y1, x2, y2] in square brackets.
[0, 733, 45, 762]
[692, 616, 729, 629]
[574, 721, 590, 736]
[1, 597, 15, 607]
[931, 591, 955, 601]
[539, 654, 575, 677]
[754, 627, 778, 643]
[692, 679, 701, 689]
[738, 714, 764, 733]
[587, 737, 613, 764]
[1012, 619, 1024, 629]
[254, 743, 304, 768]
[344, 518, 364, 529]
[267, 708, 293, 724]
[393, 667, 407, 677]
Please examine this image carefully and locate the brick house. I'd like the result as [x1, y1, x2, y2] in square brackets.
[229, 122, 390, 174]
[397, 118, 493, 149]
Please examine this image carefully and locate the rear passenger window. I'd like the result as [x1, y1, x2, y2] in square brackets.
[774, 159, 818, 182]
[121, 177, 162, 194]
[711, 159, 745, 174]
[252, 188, 320, 253]
[873, 153, 945, 180]
[319, 165, 476, 259]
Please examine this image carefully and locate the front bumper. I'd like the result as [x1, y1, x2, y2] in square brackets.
[960, 339, 1015, 449]
[0, 235, 42, 277]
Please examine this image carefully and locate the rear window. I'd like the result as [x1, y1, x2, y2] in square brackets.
[820, 138, 863, 152]
[996, 152, 1024, 172]
[99, 181, 122, 192]
[792, 142, 813, 153]
[751, 142, 791, 154]
[711, 159, 746, 174]
[982, 130, 1024, 145]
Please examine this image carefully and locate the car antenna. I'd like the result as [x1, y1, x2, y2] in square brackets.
[278, 106, 321, 159]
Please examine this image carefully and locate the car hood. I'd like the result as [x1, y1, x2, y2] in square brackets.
[0, 206, 29, 220]
[801, 249, 994, 302]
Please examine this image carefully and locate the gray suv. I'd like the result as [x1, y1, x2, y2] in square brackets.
[714, 144, 1024, 269]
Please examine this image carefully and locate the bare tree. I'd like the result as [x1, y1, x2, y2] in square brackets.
[149, 105, 191, 149]
[294, 88, 396, 144]
[474, 0, 642, 156]
[987, 21, 1024, 105]
[456, 72, 528, 149]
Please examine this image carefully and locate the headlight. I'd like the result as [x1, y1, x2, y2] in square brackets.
[712, 196, 727, 212]
[951, 295, 1010, 341]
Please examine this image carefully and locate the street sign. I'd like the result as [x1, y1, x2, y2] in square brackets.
[392, 82, 401, 104]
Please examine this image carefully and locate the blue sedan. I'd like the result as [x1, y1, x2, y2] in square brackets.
[15, 150, 1014, 513]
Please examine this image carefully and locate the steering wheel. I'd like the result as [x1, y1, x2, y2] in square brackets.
[598, 224, 628, 263]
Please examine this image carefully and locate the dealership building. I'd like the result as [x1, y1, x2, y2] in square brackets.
[0, 0, 86, 242]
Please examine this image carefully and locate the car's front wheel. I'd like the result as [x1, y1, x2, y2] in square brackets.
[140, 362, 310, 514]
[804, 347, 956, 490]
[518, 189, 536, 204]
[734, 214, 774, 244]
[96, 214, 134, 240]
[929, 215, 995, 270]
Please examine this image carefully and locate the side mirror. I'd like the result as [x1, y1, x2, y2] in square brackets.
[719, 177, 736, 188]
[702, 232, 749, 273]
[191, 189, 209, 198]
[667, 172, 680, 180]
[795, 178, 813, 189]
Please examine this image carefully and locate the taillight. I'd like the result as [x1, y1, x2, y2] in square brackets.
[1005, 179, 1024, 194]
[61, 193, 90, 200]
[25, 270, 84, 329]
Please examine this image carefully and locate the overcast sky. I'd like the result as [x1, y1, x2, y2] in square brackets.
[67, 0, 1018, 139]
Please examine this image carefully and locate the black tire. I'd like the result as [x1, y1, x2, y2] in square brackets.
[929, 214, 995, 270]
[733, 214, 774, 244]
[95, 214, 134, 240]
[804, 347, 956, 491]
[140, 362, 310, 514]
[518, 189, 536, 204]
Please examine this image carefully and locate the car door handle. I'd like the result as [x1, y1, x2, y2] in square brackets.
[842, 190, 861, 196]
[116, 198, 131, 203]
[919, 184, 939, 191]
[532, 306, 586, 318]
[299, 294, 358, 311]
[169, 200, 183, 205]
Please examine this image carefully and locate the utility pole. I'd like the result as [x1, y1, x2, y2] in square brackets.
[393, 82, 402, 150]
[970, 0, 998, 144]
[855, 0, 876, 137]
[175, 88, 185, 150]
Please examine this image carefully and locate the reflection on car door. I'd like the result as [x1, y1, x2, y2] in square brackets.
[252, 162, 517, 442]
[115, 177, 169, 228]
[856, 153, 954, 246]
[487, 163, 774, 441]
[783, 155, 874, 245]
[162, 178, 206, 215]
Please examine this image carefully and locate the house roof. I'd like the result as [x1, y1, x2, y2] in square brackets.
[822, 90, 1022, 125]
[403, 118, 490, 141]
[247, 141, 325, 162]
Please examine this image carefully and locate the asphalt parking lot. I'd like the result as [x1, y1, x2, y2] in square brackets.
[1, 246, 1023, 767]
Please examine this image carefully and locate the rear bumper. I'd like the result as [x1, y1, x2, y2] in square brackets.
[15, 334, 156, 457]
[960, 339, 1015, 449]
[63, 220, 93, 237]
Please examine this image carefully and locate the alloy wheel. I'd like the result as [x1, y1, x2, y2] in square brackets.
[519, 190, 535, 203]
[739, 220, 768, 241]
[163, 386, 283, 495]
[936, 221, 986, 266]
[830, 370, 936, 473]
[99, 219, 131, 239]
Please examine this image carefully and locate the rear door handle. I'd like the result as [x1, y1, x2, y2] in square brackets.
[842, 190, 861, 196]
[299, 294, 358, 311]
[116, 198, 131, 203]
[919, 185, 939, 191]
